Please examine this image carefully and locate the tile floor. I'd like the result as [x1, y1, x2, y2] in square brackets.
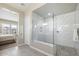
[0, 43, 46, 56]
[0, 43, 16, 50]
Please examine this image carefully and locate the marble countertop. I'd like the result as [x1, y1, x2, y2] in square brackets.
[0, 34, 15, 41]
[0, 34, 14, 37]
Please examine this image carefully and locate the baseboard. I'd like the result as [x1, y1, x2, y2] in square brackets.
[30, 45, 53, 56]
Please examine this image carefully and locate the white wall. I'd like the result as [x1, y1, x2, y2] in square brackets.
[24, 11, 32, 45]
[17, 13, 25, 45]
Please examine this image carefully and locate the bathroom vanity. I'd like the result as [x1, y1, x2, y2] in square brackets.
[0, 34, 16, 45]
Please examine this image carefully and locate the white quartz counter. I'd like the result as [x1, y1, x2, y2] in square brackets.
[0, 34, 15, 42]
[0, 34, 14, 37]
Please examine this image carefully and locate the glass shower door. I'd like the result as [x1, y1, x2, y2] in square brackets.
[31, 12, 54, 55]
[54, 4, 78, 56]
[36, 17, 53, 44]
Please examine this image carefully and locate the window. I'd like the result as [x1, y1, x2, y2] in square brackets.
[11, 25, 17, 34]
[2, 24, 10, 34]
[0, 23, 17, 35]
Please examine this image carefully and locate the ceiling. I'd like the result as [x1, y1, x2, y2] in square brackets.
[3, 3, 45, 13]
[6, 3, 34, 12]
[34, 3, 77, 18]
[0, 3, 77, 15]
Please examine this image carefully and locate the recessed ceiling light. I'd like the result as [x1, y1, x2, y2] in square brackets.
[43, 23, 48, 26]
[48, 13, 51, 16]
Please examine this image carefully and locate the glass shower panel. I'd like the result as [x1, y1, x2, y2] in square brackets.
[32, 3, 78, 56]
[37, 18, 53, 44]
[32, 12, 54, 56]
[54, 7, 77, 56]
[73, 4, 79, 55]
[32, 13, 53, 44]
[54, 12, 75, 47]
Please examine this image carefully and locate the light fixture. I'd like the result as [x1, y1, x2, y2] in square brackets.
[48, 13, 51, 16]
[43, 23, 48, 26]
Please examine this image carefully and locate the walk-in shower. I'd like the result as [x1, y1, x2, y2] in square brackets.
[31, 3, 79, 56]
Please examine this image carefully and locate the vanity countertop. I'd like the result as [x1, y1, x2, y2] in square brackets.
[0, 34, 14, 37]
